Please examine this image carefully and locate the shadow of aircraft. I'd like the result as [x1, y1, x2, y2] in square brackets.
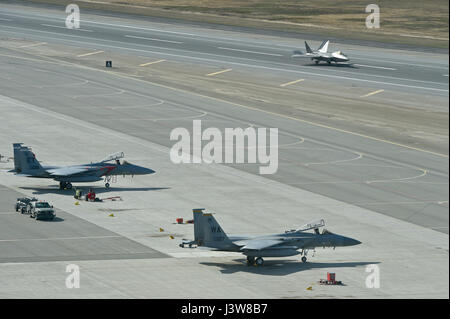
[306, 63, 359, 69]
[19, 186, 170, 196]
[200, 259, 379, 276]
[37, 216, 65, 222]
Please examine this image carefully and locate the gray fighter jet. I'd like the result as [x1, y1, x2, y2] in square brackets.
[292, 40, 349, 65]
[180, 209, 361, 266]
[9, 143, 155, 189]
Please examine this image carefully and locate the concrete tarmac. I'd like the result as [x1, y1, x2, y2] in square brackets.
[0, 94, 447, 298]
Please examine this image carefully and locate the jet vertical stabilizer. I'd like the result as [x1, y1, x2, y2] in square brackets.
[202, 213, 233, 249]
[304, 41, 313, 54]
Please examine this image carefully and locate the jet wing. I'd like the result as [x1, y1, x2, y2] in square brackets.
[47, 166, 93, 176]
[291, 52, 320, 58]
[240, 238, 283, 251]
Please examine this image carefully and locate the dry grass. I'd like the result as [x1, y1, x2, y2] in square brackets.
[106, 0, 448, 39]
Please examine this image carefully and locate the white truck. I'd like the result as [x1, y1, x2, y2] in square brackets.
[27, 201, 56, 221]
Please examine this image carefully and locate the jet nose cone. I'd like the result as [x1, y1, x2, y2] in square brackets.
[343, 237, 361, 246]
[138, 167, 155, 175]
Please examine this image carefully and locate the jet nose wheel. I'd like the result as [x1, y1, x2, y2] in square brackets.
[105, 183, 110, 188]
[301, 256, 307, 263]
[66, 183, 72, 190]
[255, 257, 264, 266]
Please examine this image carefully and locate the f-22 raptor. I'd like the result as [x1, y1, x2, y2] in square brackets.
[180, 209, 361, 266]
[9, 143, 155, 189]
[292, 40, 349, 65]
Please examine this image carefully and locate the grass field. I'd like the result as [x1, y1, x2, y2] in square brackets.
[28, 0, 449, 48]
[102, 0, 448, 38]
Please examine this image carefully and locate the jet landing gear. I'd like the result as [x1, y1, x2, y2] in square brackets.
[104, 175, 116, 188]
[300, 249, 314, 263]
[246, 256, 264, 266]
[59, 182, 72, 190]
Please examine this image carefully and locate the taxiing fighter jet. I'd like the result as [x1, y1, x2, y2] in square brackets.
[9, 143, 155, 189]
[180, 209, 361, 266]
[292, 40, 349, 65]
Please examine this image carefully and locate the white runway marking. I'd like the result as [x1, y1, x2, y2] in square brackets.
[125, 34, 183, 44]
[41, 24, 93, 32]
[304, 151, 363, 166]
[140, 59, 166, 67]
[206, 68, 232, 76]
[355, 64, 396, 71]
[367, 168, 427, 184]
[361, 89, 385, 98]
[217, 47, 283, 57]
[0, 235, 122, 242]
[18, 42, 46, 48]
[0, 18, 12, 21]
[77, 50, 104, 57]
[280, 79, 304, 87]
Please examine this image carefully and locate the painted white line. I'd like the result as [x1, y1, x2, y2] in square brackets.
[218, 47, 283, 57]
[139, 59, 166, 67]
[41, 24, 93, 32]
[0, 235, 122, 242]
[18, 42, 47, 48]
[280, 79, 304, 87]
[367, 169, 427, 184]
[355, 64, 397, 71]
[125, 34, 183, 44]
[444, 74, 449, 77]
[0, 18, 12, 21]
[77, 50, 104, 57]
[361, 89, 385, 98]
[206, 68, 232, 76]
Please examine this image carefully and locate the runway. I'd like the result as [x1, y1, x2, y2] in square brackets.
[0, 2, 448, 298]
[0, 3, 448, 96]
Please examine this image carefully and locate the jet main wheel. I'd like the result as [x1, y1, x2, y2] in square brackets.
[105, 183, 110, 188]
[66, 183, 72, 190]
[301, 256, 307, 263]
[59, 182, 66, 189]
[255, 257, 264, 266]
[246, 256, 255, 266]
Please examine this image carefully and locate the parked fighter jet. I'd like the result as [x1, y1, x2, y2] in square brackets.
[9, 143, 155, 189]
[180, 209, 361, 266]
[292, 40, 349, 65]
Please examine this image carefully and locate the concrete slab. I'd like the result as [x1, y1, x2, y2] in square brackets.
[0, 94, 447, 298]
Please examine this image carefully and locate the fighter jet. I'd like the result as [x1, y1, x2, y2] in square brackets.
[180, 209, 361, 266]
[9, 143, 155, 189]
[292, 40, 349, 65]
